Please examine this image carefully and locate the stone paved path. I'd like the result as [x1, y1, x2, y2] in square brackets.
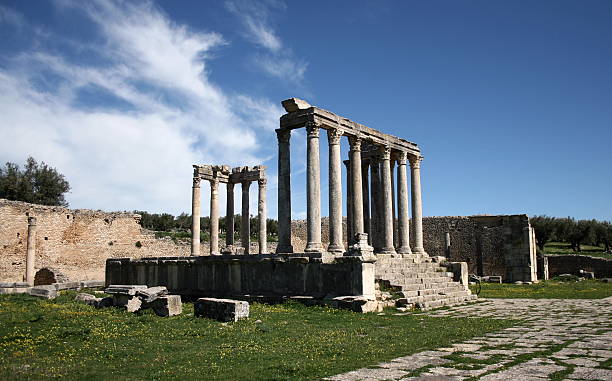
[326, 297, 612, 381]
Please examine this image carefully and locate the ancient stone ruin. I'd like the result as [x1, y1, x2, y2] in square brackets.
[106, 98, 477, 311]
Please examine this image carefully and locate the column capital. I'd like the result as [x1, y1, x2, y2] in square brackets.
[397, 151, 408, 164]
[257, 178, 267, 187]
[380, 145, 392, 161]
[209, 178, 219, 190]
[242, 180, 251, 188]
[193, 176, 201, 187]
[327, 128, 343, 145]
[276, 128, 291, 144]
[348, 135, 362, 151]
[409, 155, 423, 169]
[227, 182, 235, 190]
[305, 122, 320, 138]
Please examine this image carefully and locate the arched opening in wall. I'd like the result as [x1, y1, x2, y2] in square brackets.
[33, 268, 69, 285]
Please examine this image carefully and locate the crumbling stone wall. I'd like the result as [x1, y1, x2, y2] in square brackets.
[546, 255, 612, 278]
[0, 199, 191, 282]
[422, 215, 537, 282]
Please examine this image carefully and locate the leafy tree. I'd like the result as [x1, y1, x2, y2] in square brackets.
[0, 157, 70, 206]
[531, 215, 557, 250]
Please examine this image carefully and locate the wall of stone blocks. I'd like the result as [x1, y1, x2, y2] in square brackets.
[421, 215, 537, 282]
[0, 199, 192, 282]
[105, 255, 375, 299]
[546, 255, 612, 278]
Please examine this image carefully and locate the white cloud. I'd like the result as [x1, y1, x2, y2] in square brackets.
[225, 0, 307, 84]
[0, 5, 25, 27]
[0, 0, 281, 215]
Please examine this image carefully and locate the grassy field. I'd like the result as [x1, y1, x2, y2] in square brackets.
[471, 279, 612, 299]
[544, 241, 611, 259]
[0, 291, 515, 381]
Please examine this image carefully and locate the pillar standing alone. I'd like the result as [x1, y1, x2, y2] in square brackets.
[25, 216, 37, 285]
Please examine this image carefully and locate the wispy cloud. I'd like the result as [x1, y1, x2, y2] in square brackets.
[0, 0, 282, 215]
[0, 5, 25, 27]
[225, 0, 307, 84]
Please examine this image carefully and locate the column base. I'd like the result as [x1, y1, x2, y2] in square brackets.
[396, 246, 413, 255]
[276, 244, 294, 254]
[327, 243, 345, 253]
[412, 247, 427, 255]
[305, 242, 325, 253]
[378, 247, 396, 255]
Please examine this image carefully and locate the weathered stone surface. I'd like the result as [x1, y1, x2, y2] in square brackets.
[195, 298, 249, 322]
[136, 286, 167, 303]
[281, 97, 311, 112]
[80, 280, 105, 288]
[0, 282, 15, 288]
[28, 285, 58, 299]
[105, 285, 148, 295]
[150, 295, 182, 317]
[53, 281, 81, 290]
[126, 296, 142, 313]
[75, 292, 97, 304]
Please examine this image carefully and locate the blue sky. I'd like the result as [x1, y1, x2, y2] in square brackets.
[1, 0, 611, 221]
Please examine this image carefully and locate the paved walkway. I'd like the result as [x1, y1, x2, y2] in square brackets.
[326, 297, 612, 381]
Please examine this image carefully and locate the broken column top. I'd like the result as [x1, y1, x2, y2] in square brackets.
[282, 98, 312, 113]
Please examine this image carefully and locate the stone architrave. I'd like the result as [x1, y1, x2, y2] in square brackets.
[226, 183, 235, 250]
[241, 181, 251, 254]
[258, 178, 267, 254]
[410, 155, 426, 254]
[276, 129, 293, 253]
[396, 151, 412, 254]
[25, 216, 37, 285]
[209, 179, 220, 255]
[191, 176, 201, 256]
[305, 123, 324, 253]
[348, 135, 364, 244]
[380, 146, 396, 254]
[327, 128, 344, 253]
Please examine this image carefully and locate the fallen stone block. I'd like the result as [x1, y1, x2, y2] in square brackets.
[136, 286, 168, 303]
[75, 292, 97, 305]
[0, 288, 15, 295]
[126, 297, 142, 313]
[150, 295, 182, 317]
[29, 285, 58, 299]
[80, 280, 105, 288]
[94, 297, 114, 308]
[53, 281, 81, 291]
[14, 282, 31, 288]
[105, 285, 148, 295]
[195, 298, 249, 322]
[0, 282, 16, 288]
[579, 270, 595, 279]
[332, 296, 381, 313]
[482, 276, 502, 283]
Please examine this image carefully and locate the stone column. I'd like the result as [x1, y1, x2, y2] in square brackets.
[344, 160, 353, 247]
[191, 176, 201, 256]
[396, 151, 412, 254]
[25, 216, 37, 285]
[391, 159, 398, 249]
[362, 161, 371, 245]
[327, 128, 344, 253]
[410, 155, 426, 254]
[370, 159, 382, 251]
[348, 136, 364, 244]
[305, 123, 323, 253]
[258, 178, 267, 254]
[226, 183, 235, 250]
[276, 129, 293, 253]
[241, 181, 251, 254]
[380, 146, 396, 254]
[209, 179, 219, 255]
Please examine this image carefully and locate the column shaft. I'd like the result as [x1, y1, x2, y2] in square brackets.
[345, 160, 353, 248]
[226, 183, 235, 249]
[410, 156, 426, 254]
[391, 160, 398, 249]
[349, 136, 364, 244]
[305, 123, 323, 252]
[25, 217, 37, 285]
[258, 178, 267, 254]
[241, 181, 251, 254]
[327, 129, 344, 252]
[276, 129, 293, 253]
[362, 161, 371, 245]
[396, 152, 412, 254]
[380, 147, 396, 254]
[191, 177, 201, 256]
[370, 160, 382, 251]
[210, 179, 219, 255]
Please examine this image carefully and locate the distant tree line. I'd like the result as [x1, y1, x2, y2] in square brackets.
[134, 211, 279, 240]
[0, 157, 71, 207]
[531, 216, 612, 253]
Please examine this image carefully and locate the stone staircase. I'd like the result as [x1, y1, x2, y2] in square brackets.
[375, 254, 477, 310]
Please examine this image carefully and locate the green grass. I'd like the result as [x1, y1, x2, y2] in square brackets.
[0, 291, 516, 381]
[470, 279, 612, 299]
[544, 241, 612, 259]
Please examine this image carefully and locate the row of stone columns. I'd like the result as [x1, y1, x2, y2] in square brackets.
[276, 125, 426, 255]
[191, 178, 267, 256]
